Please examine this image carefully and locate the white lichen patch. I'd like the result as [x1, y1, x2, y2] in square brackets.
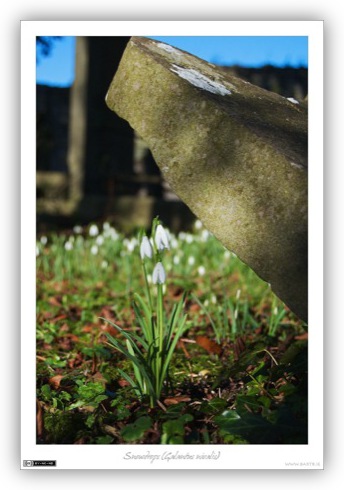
[170, 64, 232, 96]
[290, 161, 305, 170]
[156, 42, 182, 57]
[287, 97, 299, 105]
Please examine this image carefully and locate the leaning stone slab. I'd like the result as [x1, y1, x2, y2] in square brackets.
[106, 37, 308, 322]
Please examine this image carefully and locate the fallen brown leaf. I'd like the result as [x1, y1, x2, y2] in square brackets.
[163, 396, 191, 406]
[49, 375, 64, 389]
[195, 335, 222, 355]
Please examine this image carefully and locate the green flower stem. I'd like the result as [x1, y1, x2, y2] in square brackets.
[142, 260, 153, 311]
[157, 282, 164, 398]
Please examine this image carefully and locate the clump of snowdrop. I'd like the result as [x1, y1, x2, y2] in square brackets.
[103, 217, 189, 408]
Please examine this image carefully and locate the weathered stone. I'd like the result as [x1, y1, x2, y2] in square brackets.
[106, 37, 308, 322]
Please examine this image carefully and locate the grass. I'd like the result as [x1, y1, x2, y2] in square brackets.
[36, 219, 308, 445]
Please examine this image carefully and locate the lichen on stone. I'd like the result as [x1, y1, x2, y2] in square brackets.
[170, 64, 232, 96]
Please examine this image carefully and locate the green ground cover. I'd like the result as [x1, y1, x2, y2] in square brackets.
[36, 219, 307, 444]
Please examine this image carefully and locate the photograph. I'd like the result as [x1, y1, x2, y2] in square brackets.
[21, 21, 323, 470]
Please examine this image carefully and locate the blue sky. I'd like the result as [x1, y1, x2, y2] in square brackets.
[36, 36, 308, 87]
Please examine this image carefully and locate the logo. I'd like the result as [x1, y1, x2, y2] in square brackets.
[23, 460, 56, 467]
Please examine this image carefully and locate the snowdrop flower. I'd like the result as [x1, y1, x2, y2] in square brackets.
[194, 219, 203, 230]
[224, 250, 231, 260]
[170, 237, 179, 249]
[211, 294, 217, 304]
[152, 262, 166, 284]
[103, 222, 110, 231]
[89, 224, 99, 237]
[36, 245, 40, 257]
[234, 308, 238, 320]
[109, 228, 119, 240]
[123, 238, 136, 253]
[90, 244, 98, 255]
[73, 225, 83, 234]
[101, 260, 108, 269]
[155, 224, 170, 251]
[188, 256, 195, 266]
[197, 265, 206, 276]
[64, 241, 73, 251]
[273, 306, 278, 316]
[236, 289, 241, 300]
[201, 229, 211, 241]
[96, 235, 104, 246]
[40, 235, 47, 245]
[173, 255, 180, 265]
[140, 236, 153, 260]
[185, 234, 193, 244]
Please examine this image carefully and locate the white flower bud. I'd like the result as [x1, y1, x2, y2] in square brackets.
[152, 262, 166, 284]
[140, 236, 153, 260]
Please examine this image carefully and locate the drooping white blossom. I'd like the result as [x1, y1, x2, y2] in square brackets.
[140, 236, 153, 260]
[155, 224, 170, 251]
[152, 262, 166, 284]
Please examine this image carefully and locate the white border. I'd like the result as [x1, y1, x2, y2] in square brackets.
[21, 20, 323, 470]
